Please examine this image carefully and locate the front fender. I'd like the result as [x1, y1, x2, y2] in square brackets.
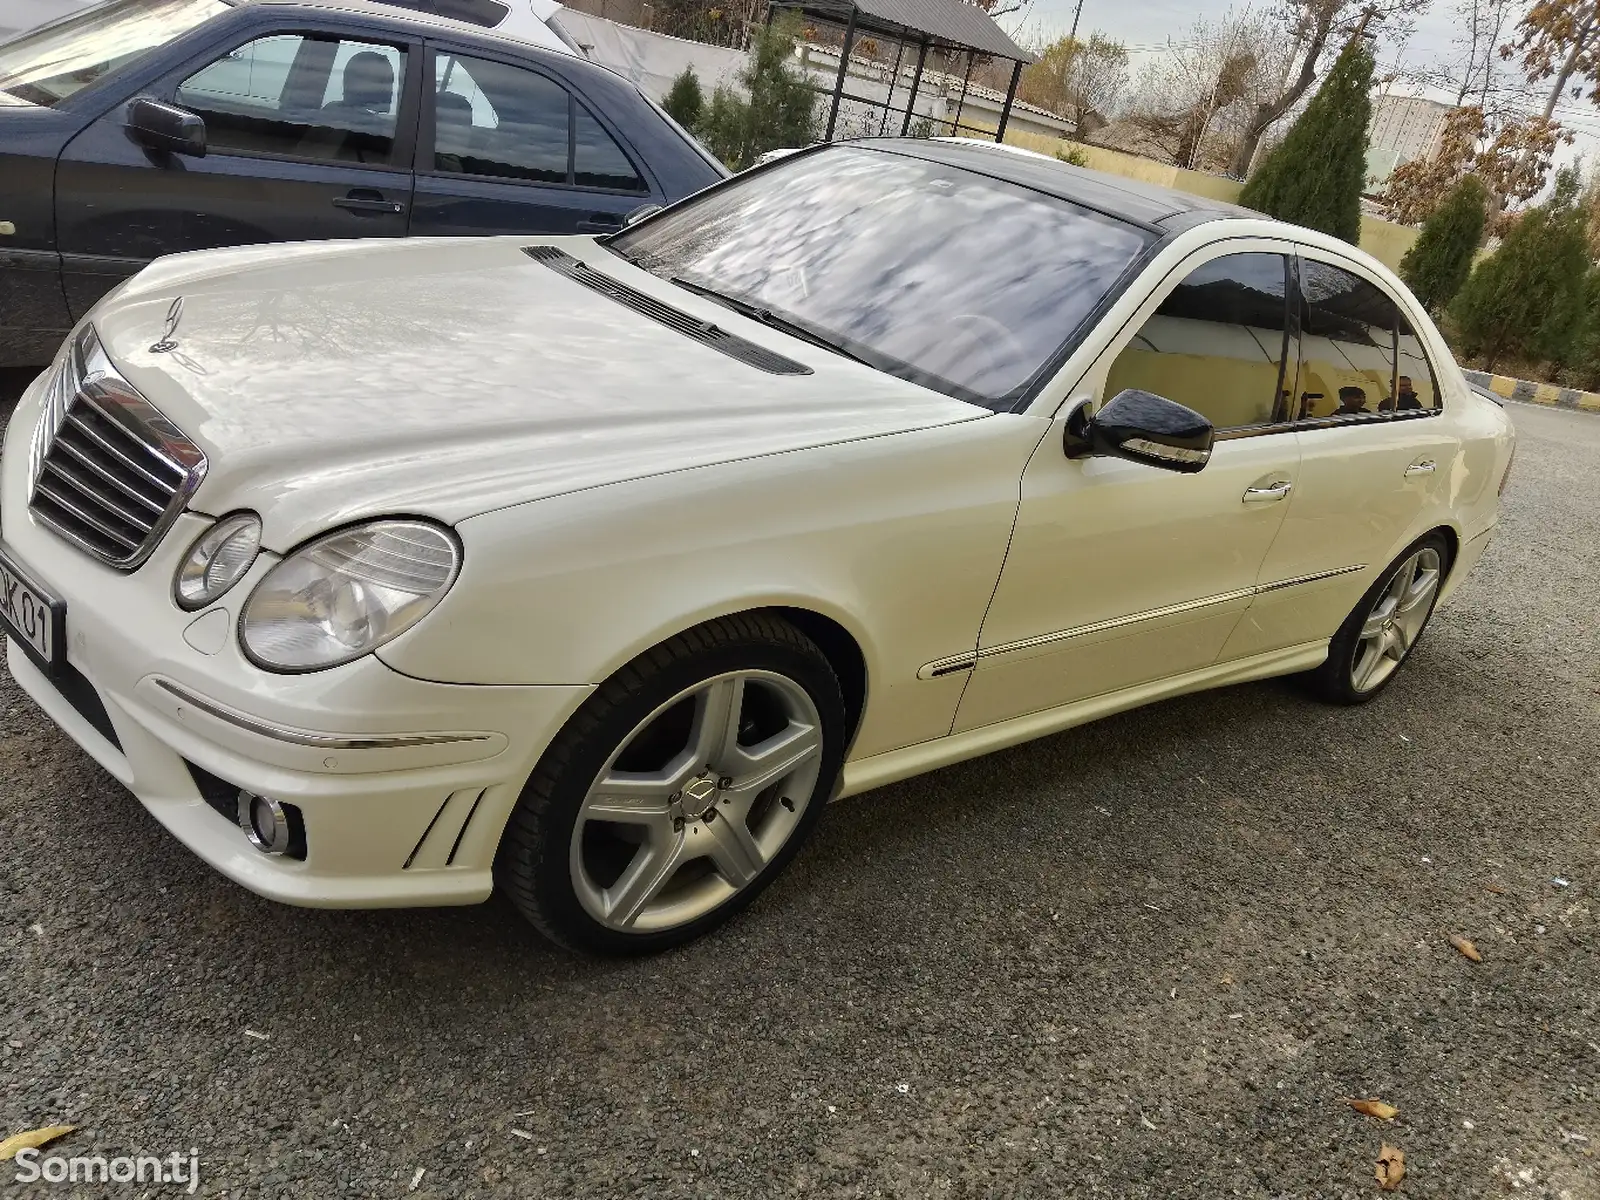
[377, 415, 1046, 759]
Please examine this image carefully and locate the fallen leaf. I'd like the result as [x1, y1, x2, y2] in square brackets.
[1486, 883, 1507, 896]
[1346, 1098, 1401, 1121]
[1376, 1143, 1406, 1191]
[0, 1126, 75, 1162]
[1449, 935, 1483, 962]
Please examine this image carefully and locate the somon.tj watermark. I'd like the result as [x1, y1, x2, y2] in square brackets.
[13, 1148, 199, 1193]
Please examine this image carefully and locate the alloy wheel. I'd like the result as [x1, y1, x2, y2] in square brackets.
[569, 670, 824, 933]
[1350, 546, 1442, 694]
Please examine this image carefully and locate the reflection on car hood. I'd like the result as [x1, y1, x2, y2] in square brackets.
[91, 235, 984, 549]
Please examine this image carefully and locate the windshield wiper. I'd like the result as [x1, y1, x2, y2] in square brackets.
[669, 277, 874, 367]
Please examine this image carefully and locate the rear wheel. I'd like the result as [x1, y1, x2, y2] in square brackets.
[497, 613, 845, 954]
[1304, 534, 1449, 705]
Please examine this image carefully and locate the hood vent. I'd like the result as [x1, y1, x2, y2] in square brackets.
[523, 246, 812, 376]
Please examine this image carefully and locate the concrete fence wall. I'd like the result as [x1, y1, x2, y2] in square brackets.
[998, 131, 1423, 275]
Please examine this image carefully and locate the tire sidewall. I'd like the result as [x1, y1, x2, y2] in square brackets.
[515, 631, 846, 955]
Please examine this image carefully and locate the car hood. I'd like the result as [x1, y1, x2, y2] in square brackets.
[92, 236, 986, 549]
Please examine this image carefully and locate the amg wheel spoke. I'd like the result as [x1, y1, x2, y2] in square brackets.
[701, 812, 766, 887]
[1360, 604, 1394, 641]
[724, 721, 822, 798]
[690, 676, 745, 769]
[605, 834, 686, 927]
[584, 771, 680, 823]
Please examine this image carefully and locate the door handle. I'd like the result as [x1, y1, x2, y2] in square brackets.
[333, 191, 404, 215]
[1242, 481, 1293, 504]
[576, 213, 623, 233]
[1404, 459, 1437, 476]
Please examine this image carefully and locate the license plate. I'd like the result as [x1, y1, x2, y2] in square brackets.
[0, 545, 64, 675]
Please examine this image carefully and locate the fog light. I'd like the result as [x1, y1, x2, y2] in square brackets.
[237, 790, 291, 855]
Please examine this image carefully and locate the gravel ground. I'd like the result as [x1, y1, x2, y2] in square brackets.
[1, 395, 1596, 1199]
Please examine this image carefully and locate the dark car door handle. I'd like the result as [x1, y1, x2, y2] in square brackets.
[576, 213, 623, 232]
[333, 190, 404, 215]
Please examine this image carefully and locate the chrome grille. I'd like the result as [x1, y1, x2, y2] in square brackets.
[28, 329, 206, 570]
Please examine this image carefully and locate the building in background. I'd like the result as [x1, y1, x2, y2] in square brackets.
[1366, 94, 1455, 188]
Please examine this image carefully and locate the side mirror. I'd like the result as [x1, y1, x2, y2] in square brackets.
[623, 203, 663, 226]
[126, 97, 206, 157]
[1064, 388, 1213, 473]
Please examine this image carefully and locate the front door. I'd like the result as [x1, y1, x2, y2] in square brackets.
[409, 47, 653, 237]
[54, 28, 419, 318]
[954, 247, 1303, 734]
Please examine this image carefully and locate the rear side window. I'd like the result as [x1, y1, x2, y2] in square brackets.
[432, 53, 568, 182]
[574, 102, 646, 191]
[1296, 259, 1397, 421]
[1395, 315, 1441, 412]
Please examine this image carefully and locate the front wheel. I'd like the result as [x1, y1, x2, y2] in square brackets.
[1303, 533, 1449, 705]
[497, 614, 846, 955]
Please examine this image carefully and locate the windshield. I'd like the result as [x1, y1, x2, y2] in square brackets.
[0, 0, 227, 108]
[611, 145, 1156, 407]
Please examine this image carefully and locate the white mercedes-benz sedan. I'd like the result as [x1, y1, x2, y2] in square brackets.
[0, 139, 1515, 953]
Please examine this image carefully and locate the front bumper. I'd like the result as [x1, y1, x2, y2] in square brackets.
[2, 376, 592, 908]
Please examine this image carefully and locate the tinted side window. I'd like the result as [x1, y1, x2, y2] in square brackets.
[1395, 315, 1441, 411]
[432, 52, 568, 183]
[1297, 259, 1397, 421]
[574, 102, 645, 191]
[1104, 252, 1291, 431]
[177, 35, 404, 165]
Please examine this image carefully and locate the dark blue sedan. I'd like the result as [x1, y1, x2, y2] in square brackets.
[0, 0, 726, 365]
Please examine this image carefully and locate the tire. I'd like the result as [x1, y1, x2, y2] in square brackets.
[1302, 532, 1451, 705]
[496, 613, 846, 955]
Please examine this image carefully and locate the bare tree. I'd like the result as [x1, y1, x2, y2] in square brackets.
[1127, 12, 1287, 169]
[1018, 33, 1130, 134]
[1228, 0, 1434, 178]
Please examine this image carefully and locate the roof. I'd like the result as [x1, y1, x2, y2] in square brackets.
[769, 0, 1032, 62]
[864, 137, 1261, 230]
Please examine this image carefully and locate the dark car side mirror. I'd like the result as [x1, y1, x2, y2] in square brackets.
[1063, 388, 1214, 473]
[126, 97, 206, 158]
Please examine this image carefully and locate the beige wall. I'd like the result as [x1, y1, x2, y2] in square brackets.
[999, 131, 1420, 273]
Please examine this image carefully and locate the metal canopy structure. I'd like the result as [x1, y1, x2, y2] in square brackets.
[766, 0, 1035, 145]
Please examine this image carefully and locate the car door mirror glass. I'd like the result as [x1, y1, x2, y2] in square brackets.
[126, 97, 206, 157]
[1064, 389, 1214, 473]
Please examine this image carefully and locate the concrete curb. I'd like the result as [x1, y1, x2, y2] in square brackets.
[1462, 369, 1600, 412]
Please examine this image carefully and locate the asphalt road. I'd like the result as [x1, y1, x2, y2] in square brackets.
[1, 396, 1596, 1199]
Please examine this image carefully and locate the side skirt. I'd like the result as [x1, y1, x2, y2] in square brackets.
[836, 640, 1329, 800]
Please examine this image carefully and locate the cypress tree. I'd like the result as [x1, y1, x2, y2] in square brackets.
[1451, 168, 1591, 369]
[1399, 174, 1489, 313]
[1239, 41, 1374, 243]
[662, 67, 704, 131]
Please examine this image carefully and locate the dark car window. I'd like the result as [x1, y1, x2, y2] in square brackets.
[177, 35, 406, 165]
[433, 52, 568, 183]
[1105, 253, 1292, 431]
[574, 101, 646, 192]
[0, 0, 226, 107]
[611, 145, 1156, 407]
[1296, 258, 1399, 421]
[377, 0, 511, 25]
[1395, 315, 1441, 412]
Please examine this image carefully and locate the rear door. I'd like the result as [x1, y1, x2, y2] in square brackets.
[1220, 252, 1459, 661]
[54, 25, 420, 318]
[409, 45, 654, 237]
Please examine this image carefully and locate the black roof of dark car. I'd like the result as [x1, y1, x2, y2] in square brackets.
[857, 137, 1263, 232]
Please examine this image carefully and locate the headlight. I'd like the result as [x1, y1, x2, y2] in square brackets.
[174, 512, 262, 610]
[239, 519, 460, 672]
